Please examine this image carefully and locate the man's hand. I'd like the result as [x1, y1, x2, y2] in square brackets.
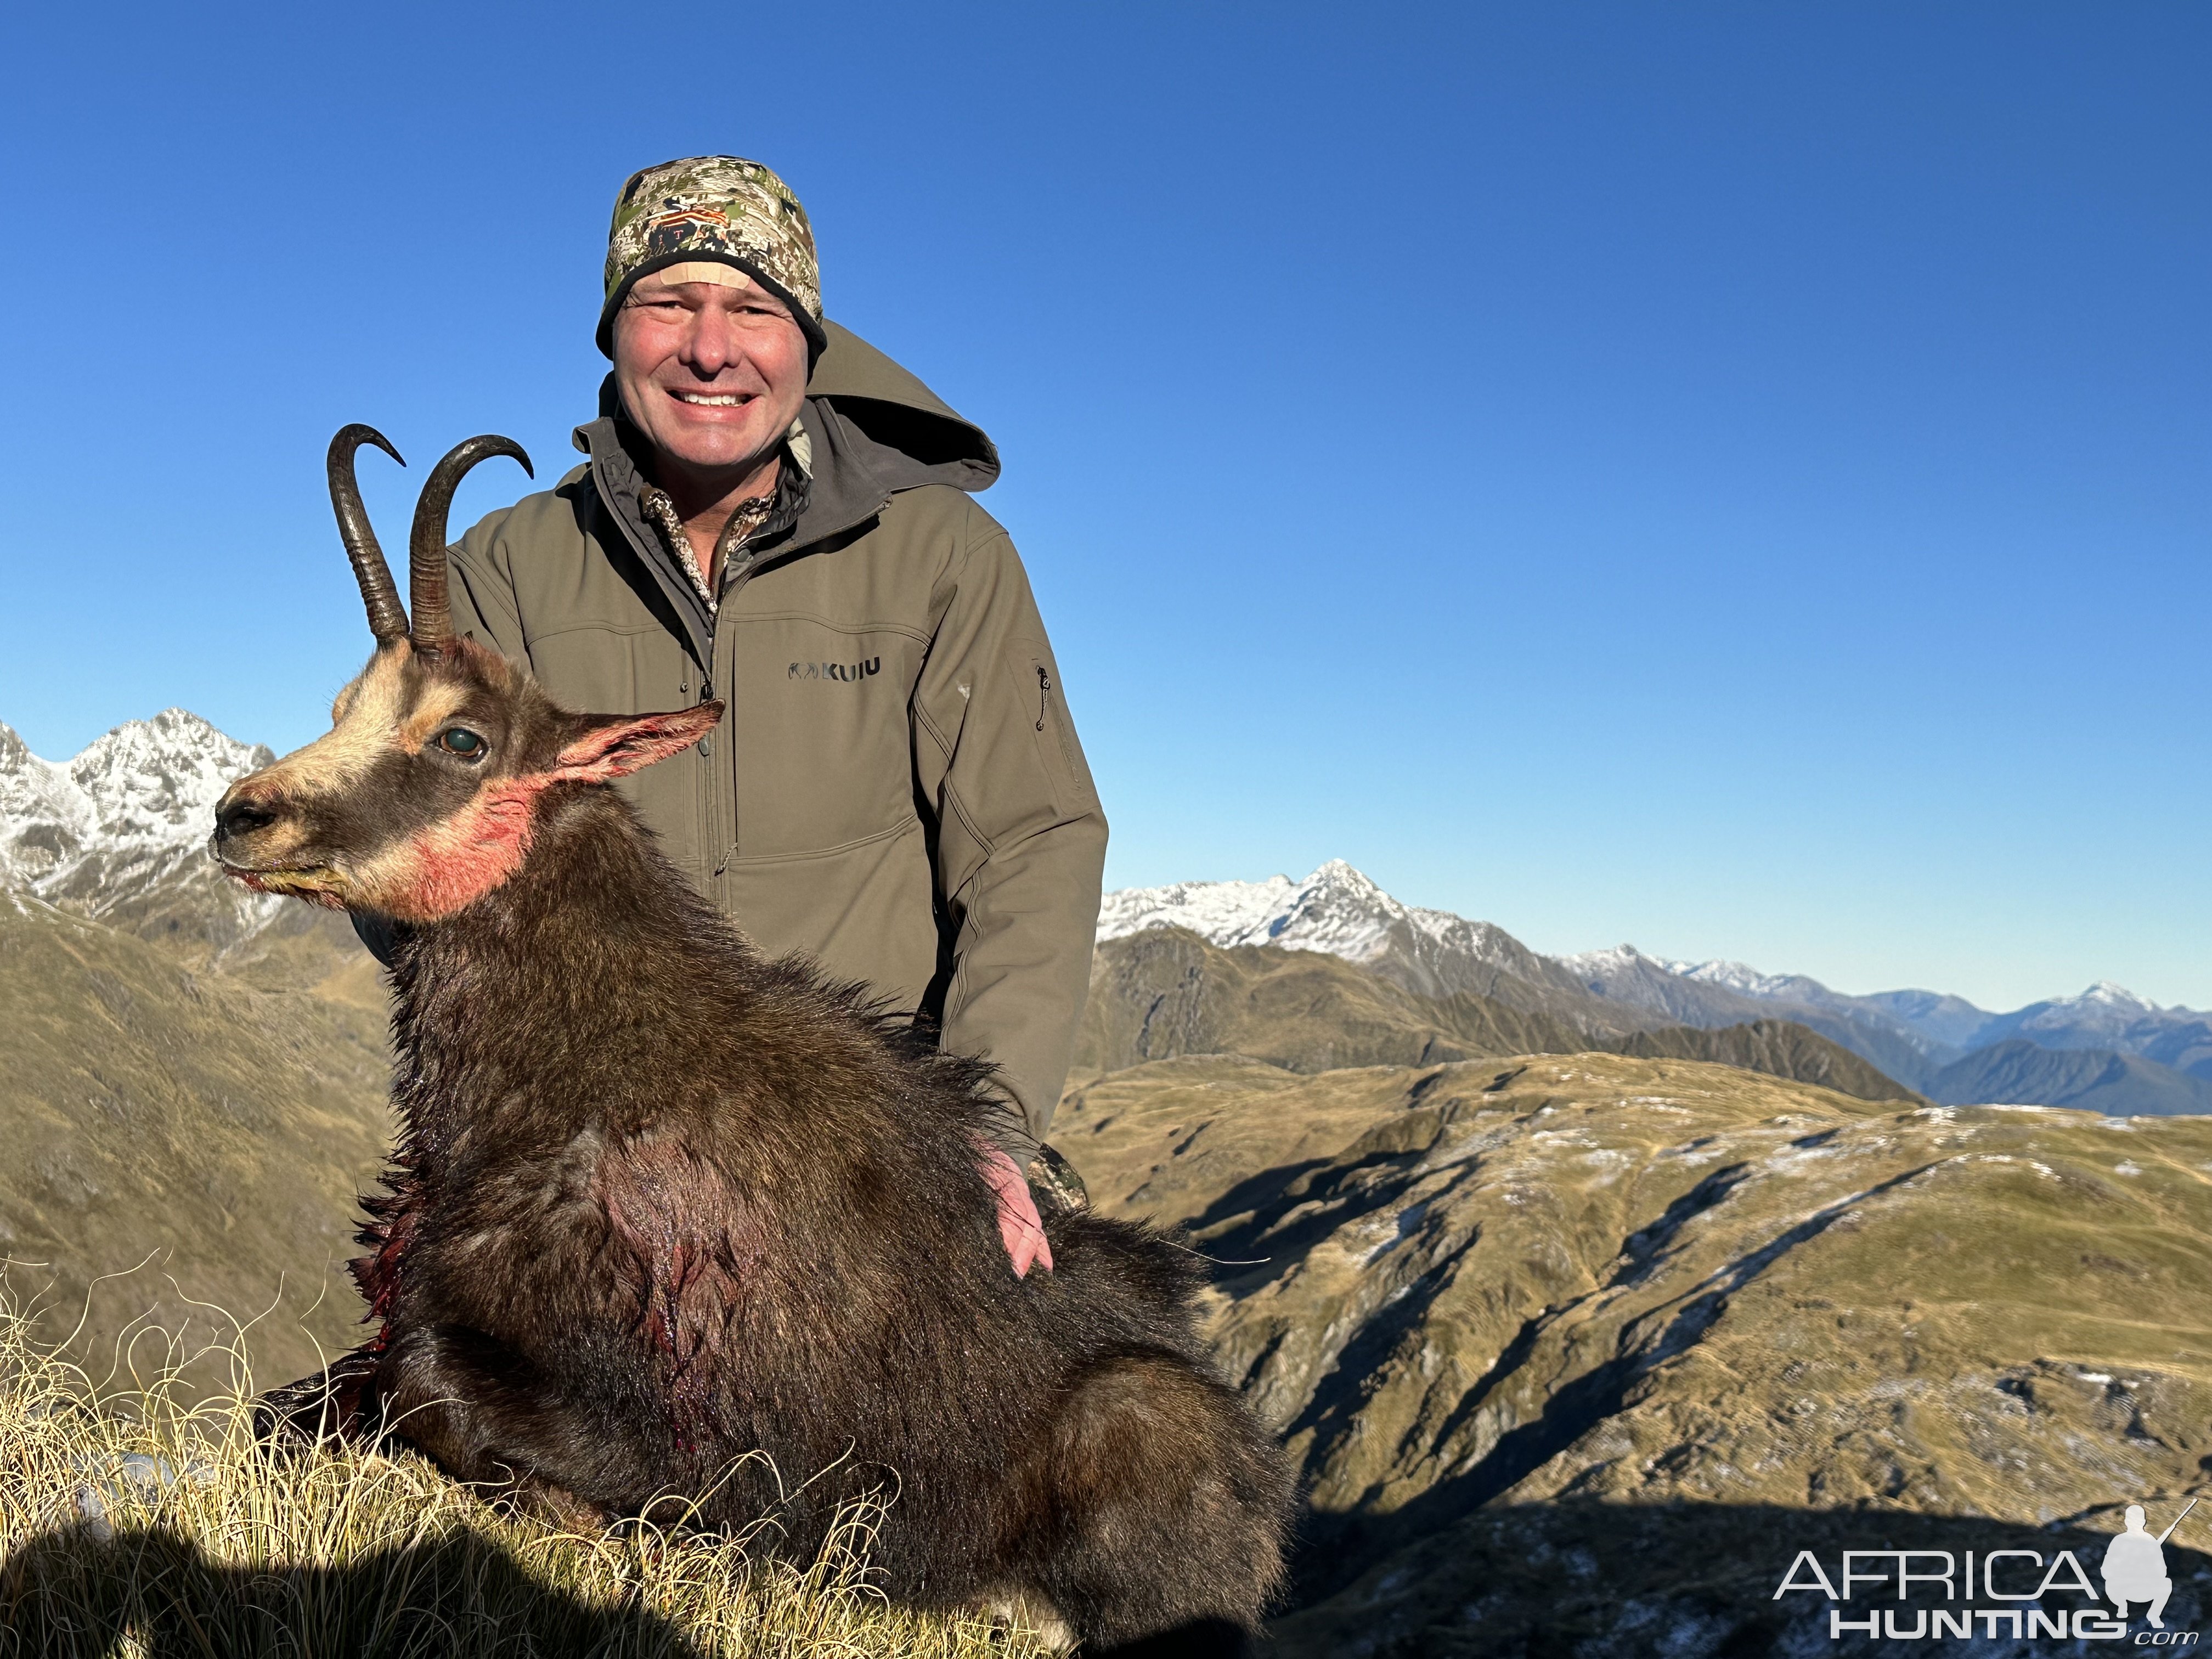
[977, 1143, 1055, 1277]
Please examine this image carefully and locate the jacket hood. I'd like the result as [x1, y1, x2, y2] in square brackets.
[802, 320, 999, 492]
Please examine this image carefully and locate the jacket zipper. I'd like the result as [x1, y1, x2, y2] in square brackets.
[1032, 659, 1083, 781]
[707, 548, 764, 878]
[704, 661, 725, 878]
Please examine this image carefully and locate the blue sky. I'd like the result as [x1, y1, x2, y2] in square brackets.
[1, 3, 2205, 1011]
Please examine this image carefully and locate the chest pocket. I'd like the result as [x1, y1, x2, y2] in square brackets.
[724, 614, 924, 857]
[527, 623, 690, 716]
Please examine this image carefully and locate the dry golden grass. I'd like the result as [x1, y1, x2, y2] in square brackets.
[0, 1295, 1048, 1658]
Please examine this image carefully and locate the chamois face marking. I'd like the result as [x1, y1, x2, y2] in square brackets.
[211, 635, 719, 922]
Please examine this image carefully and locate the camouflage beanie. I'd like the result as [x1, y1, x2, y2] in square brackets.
[597, 156, 826, 362]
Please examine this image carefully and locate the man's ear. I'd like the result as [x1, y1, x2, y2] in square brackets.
[554, 702, 724, 782]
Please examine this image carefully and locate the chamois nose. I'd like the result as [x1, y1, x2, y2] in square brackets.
[214, 794, 279, 842]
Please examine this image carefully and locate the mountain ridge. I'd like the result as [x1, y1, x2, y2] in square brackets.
[1076, 927, 1921, 1103]
[1104, 862, 2212, 1114]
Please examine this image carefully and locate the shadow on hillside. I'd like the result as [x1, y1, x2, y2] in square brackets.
[1273, 1498, 2212, 1658]
[1284, 1160, 1949, 1609]
[0, 1522, 709, 1658]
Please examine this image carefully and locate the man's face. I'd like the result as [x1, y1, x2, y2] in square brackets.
[612, 268, 810, 478]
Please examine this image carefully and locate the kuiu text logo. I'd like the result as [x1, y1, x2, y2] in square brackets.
[1775, 1499, 2198, 1644]
[788, 659, 881, 682]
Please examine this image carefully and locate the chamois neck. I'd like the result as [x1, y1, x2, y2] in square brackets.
[382, 782, 738, 1149]
[397, 781, 724, 989]
[484, 787, 699, 942]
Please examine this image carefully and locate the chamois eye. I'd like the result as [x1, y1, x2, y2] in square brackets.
[436, 727, 487, 760]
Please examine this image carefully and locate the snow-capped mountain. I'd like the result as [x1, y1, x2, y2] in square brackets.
[1666, 959, 1833, 1002]
[1979, 981, 2172, 1045]
[0, 711, 280, 949]
[1964, 983, 2212, 1079]
[1098, 859, 1608, 1013]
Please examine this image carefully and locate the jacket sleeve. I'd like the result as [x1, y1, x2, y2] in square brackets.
[912, 512, 1108, 1158]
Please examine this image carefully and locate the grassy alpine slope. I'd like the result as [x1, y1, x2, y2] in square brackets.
[0, 893, 391, 1388]
[1054, 1051, 2212, 1655]
[0, 1302, 1049, 1659]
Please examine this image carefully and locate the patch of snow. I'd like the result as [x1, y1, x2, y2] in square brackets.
[1665, 957, 1805, 998]
[2068, 981, 2164, 1016]
[1559, 942, 1651, 979]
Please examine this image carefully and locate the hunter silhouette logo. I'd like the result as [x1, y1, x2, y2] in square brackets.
[789, 658, 881, 682]
[2108, 1500, 2193, 1630]
[1774, 1497, 2199, 1643]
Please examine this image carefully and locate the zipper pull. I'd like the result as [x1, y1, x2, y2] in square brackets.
[1036, 665, 1052, 731]
[698, 674, 715, 756]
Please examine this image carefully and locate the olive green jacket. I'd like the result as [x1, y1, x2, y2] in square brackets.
[437, 322, 1106, 1149]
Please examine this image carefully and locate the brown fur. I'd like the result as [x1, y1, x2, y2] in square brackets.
[218, 636, 1296, 1655]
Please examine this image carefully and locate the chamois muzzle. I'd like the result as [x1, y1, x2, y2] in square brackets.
[407, 435, 532, 658]
[329, 425, 410, 645]
[213, 795, 279, 842]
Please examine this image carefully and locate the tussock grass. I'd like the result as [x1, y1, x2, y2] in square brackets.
[0, 1297, 1047, 1657]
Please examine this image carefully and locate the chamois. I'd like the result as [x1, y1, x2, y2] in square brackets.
[215, 427, 1295, 1657]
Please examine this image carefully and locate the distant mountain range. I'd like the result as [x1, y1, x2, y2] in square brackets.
[5, 716, 2207, 1118]
[1075, 924, 1917, 1104]
[1102, 860, 2212, 1115]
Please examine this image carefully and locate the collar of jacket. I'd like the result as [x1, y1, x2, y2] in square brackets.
[573, 319, 1001, 669]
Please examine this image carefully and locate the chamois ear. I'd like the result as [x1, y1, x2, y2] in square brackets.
[554, 702, 724, 782]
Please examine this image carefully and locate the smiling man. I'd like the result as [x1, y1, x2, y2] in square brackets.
[416, 156, 1104, 1272]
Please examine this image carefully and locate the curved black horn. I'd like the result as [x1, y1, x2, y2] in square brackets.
[408, 435, 532, 655]
[328, 425, 409, 644]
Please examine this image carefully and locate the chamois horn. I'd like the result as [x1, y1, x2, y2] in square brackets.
[408, 435, 532, 656]
[328, 425, 409, 645]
